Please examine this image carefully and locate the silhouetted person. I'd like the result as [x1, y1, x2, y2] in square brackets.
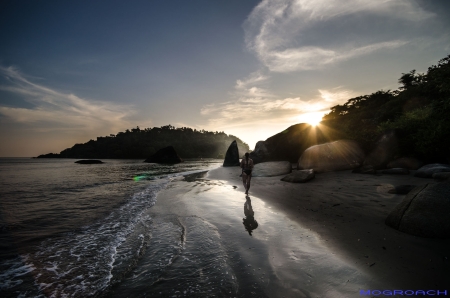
[243, 196, 258, 236]
[240, 152, 254, 195]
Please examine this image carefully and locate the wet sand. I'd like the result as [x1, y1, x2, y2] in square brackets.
[150, 167, 450, 297]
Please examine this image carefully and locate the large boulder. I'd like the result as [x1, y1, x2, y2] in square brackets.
[281, 169, 315, 183]
[249, 141, 269, 164]
[249, 123, 341, 164]
[363, 130, 398, 170]
[144, 146, 183, 163]
[385, 182, 450, 238]
[298, 140, 365, 173]
[414, 163, 450, 178]
[223, 140, 240, 167]
[252, 161, 292, 177]
[387, 157, 423, 170]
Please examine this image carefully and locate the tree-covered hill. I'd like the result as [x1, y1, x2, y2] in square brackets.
[38, 125, 249, 159]
[322, 54, 450, 163]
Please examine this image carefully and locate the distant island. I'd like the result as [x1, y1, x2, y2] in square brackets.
[37, 125, 249, 159]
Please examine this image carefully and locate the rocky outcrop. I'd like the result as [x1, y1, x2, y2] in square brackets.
[387, 157, 423, 170]
[249, 141, 269, 164]
[414, 163, 450, 178]
[223, 140, 240, 167]
[281, 169, 315, 183]
[75, 160, 104, 164]
[298, 140, 364, 173]
[385, 182, 450, 238]
[381, 168, 409, 175]
[249, 123, 340, 164]
[363, 130, 398, 169]
[252, 161, 292, 177]
[144, 146, 183, 163]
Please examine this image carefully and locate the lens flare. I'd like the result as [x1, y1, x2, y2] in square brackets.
[133, 175, 146, 181]
[298, 112, 324, 126]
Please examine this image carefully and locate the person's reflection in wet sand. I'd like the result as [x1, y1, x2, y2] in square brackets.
[243, 196, 258, 236]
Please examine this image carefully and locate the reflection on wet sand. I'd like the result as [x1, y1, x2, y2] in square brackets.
[243, 196, 258, 236]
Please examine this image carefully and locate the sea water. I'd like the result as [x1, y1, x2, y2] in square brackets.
[0, 158, 221, 297]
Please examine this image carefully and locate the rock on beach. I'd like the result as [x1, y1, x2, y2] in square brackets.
[385, 182, 450, 238]
[252, 161, 292, 177]
[223, 141, 240, 167]
[414, 163, 450, 178]
[281, 169, 315, 183]
[298, 140, 364, 173]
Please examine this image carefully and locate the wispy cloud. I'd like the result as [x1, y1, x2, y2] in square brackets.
[0, 66, 134, 133]
[202, 86, 356, 128]
[244, 0, 432, 72]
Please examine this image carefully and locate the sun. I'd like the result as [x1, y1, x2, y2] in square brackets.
[298, 112, 324, 126]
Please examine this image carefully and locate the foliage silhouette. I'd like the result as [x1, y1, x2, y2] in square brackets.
[322, 54, 450, 163]
[38, 125, 249, 159]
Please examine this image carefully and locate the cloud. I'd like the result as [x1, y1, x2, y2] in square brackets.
[201, 85, 359, 135]
[244, 0, 433, 72]
[0, 66, 134, 133]
[318, 87, 359, 104]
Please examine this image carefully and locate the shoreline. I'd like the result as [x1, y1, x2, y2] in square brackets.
[138, 166, 450, 297]
[207, 167, 450, 291]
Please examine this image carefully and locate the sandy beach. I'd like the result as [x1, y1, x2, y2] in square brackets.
[140, 166, 450, 297]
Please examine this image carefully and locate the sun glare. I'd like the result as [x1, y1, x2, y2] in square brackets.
[298, 112, 324, 126]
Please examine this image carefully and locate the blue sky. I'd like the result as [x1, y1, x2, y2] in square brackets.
[1, 0, 449, 156]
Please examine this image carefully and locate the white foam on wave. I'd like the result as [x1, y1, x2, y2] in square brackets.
[3, 180, 169, 297]
[0, 255, 35, 290]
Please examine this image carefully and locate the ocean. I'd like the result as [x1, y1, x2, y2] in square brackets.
[0, 158, 222, 297]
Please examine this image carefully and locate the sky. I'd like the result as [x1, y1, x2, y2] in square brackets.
[1, 0, 450, 157]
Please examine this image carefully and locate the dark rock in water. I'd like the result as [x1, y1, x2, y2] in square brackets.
[249, 141, 269, 164]
[387, 185, 416, 194]
[381, 168, 409, 175]
[223, 140, 240, 167]
[252, 161, 292, 177]
[352, 165, 376, 174]
[249, 123, 343, 164]
[387, 157, 423, 170]
[37, 153, 60, 158]
[75, 160, 104, 164]
[364, 130, 398, 170]
[144, 146, 183, 163]
[433, 172, 450, 182]
[281, 169, 315, 183]
[386, 182, 450, 238]
[414, 163, 450, 178]
[298, 140, 364, 173]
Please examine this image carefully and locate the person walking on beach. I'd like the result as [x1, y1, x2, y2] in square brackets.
[240, 152, 254, 195]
